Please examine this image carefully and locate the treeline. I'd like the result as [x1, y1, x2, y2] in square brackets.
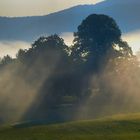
[0, 14, 140, 123]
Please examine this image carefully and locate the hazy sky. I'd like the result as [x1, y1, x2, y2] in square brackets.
[0, 0, 103, 17]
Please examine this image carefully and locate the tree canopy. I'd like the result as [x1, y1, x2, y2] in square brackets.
[71, 14, 133, 72]
[0, 14, 139, 124]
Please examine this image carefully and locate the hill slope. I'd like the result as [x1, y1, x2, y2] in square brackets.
[1, 113, 140, 140]
[0, 0, 140, 41]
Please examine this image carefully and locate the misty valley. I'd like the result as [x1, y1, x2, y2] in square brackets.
[0, 13, 137, 124]
[0, 1, 140, 140]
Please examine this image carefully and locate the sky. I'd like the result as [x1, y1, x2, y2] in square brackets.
[0, 0, 103, 17]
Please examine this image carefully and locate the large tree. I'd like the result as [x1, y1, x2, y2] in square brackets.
[71, 14, 133, 72]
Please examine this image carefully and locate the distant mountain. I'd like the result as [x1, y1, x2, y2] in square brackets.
[0, 0, 140, 41]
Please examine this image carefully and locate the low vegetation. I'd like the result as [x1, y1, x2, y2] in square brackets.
[0, 114, 140, 140]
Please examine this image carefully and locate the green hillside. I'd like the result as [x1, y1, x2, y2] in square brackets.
[1, 113, 140, 140]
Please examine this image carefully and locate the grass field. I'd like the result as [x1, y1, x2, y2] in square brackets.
[1, 113, 140, 140]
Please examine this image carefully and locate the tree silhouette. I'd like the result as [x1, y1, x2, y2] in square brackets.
[71, 14, 133, 72]
[0, 14, 138, 124]
[1, 55, 13, 65]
